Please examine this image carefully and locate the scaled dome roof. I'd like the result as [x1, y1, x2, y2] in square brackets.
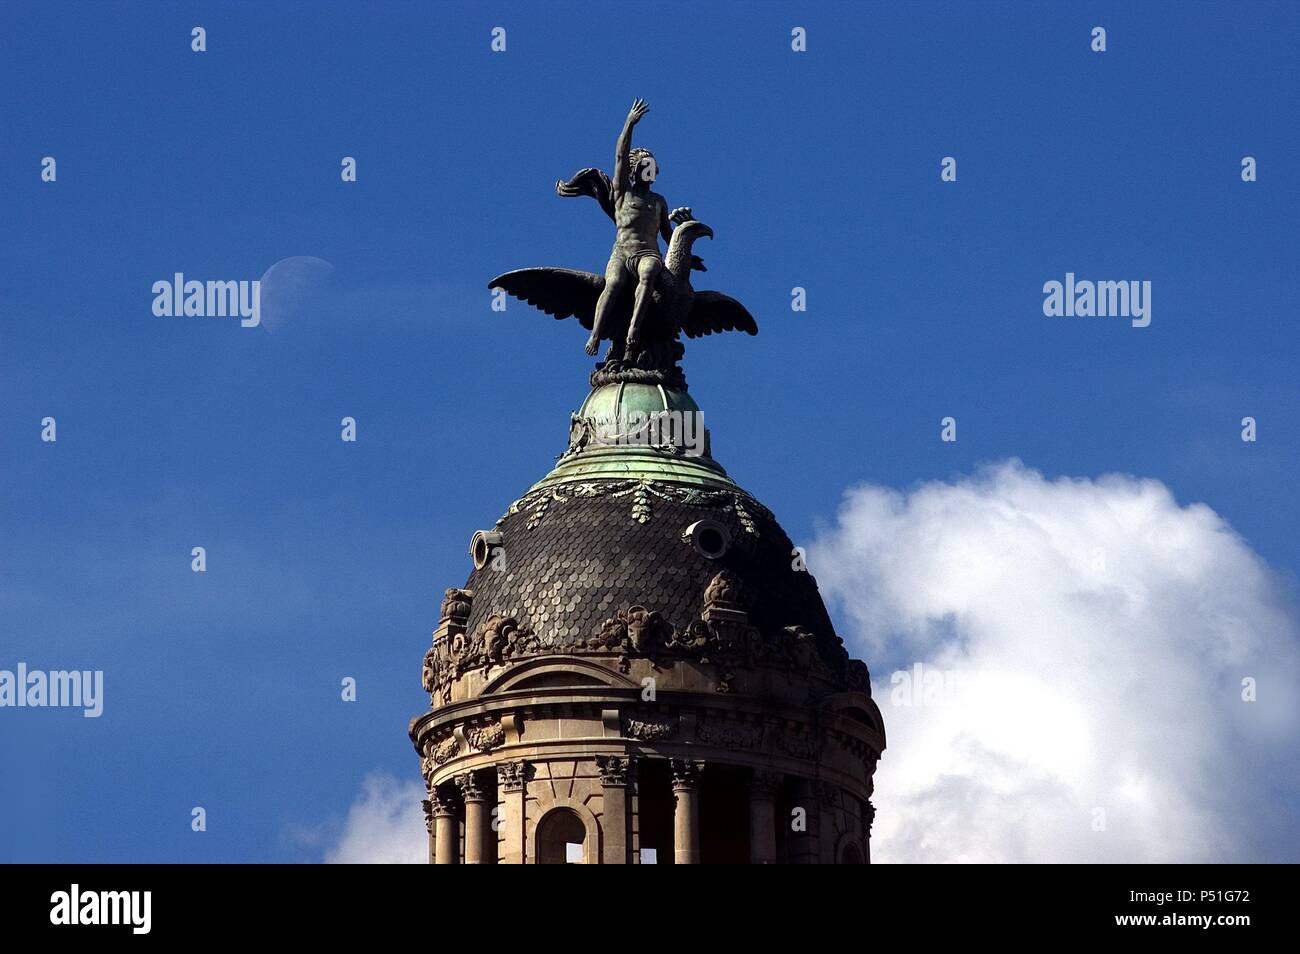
[457, 382, 860, 683]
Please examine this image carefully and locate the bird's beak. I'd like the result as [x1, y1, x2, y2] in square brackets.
[698, 224, 714, 240]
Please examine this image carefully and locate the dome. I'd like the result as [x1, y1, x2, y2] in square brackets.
[454, 382, 862, 685]
[414, 374, 880, 866]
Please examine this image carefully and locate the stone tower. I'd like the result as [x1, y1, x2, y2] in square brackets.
[410, 379, 885, 863]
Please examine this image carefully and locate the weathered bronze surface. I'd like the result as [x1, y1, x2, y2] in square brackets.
[489, 100, 757, 388]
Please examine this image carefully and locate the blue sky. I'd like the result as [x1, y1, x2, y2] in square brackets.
[1, 2, 1296, 862]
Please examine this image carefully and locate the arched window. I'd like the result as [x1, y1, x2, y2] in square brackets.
[840, 842, 864, 865]
[536, 808, 587, 864]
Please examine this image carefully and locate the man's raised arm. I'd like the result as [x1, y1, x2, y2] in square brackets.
[613, 98, 649, 199]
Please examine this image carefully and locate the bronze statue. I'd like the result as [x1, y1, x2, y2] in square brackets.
[489, 99, 756, 385]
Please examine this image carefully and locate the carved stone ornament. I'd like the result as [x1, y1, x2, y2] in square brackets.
[669, 759, 702, 789]
[624, 716, 678, 741]
[424, 735, 459, 768]
[427, 788, 457, 817]
[703, 569, 742, 609]
[424, 575, 865, 699]
[696, 717, 764, 750]
[777, 730, 822, 761]
[466, 720, 506, 753]
[595, 754, 631, 786]
[496, 761, 529, 792]
[586, 604, 672, 664]
[440, 587, 474, 626]
[845, 658, 871, 693]
[454, 771, 485, 803]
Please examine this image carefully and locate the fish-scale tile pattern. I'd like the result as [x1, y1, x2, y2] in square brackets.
[459, 485, 841, 666]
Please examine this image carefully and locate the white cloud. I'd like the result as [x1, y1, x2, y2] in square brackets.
[324, 773, 426, 864]
[809, 460, 1300, 863]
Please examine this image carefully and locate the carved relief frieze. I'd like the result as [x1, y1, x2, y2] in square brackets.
[624, 716, 678, 741]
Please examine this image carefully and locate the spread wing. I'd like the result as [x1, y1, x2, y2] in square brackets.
[488, 268, 604, 329]
[679, 290, 758, 339]
[555, 168, 616, 222]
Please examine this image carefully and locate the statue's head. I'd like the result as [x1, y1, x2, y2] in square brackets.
[628, 147, 658, 188]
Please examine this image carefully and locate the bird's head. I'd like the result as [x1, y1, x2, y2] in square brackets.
[675, 220, 714, 244]
[666, 220, 714, 279]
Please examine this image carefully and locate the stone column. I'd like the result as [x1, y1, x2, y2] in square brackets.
[788, 777, 821, 864]
[455, 771, 489, 864]
[596, 755, 632, 865]
[421, 797, 436, 865]
[496, 761, 529, 865]
[670, 759, 702, 865]
[748, 770, 781, 864]
[817, 782, 839, 864]
[431, 788, 459, 865]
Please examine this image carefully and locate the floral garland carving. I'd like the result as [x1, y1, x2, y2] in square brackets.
[498, 479, 773, 535]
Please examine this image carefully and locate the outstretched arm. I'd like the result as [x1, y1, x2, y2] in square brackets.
[613, 98, 649, 199]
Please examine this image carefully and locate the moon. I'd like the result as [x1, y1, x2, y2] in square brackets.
[257, 256, 335, 332]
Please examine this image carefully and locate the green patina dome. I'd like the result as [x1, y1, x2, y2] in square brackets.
[532, 382, 737, 490]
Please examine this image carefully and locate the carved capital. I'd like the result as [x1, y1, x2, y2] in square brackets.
[748, 769, 782, 800]
[454, 771, 486, 803]
[420, 798, 435, 834]
[595, 754, 631, 786]
[496, 760, 529, 793]
[428, 787, 458, 818]
[669, 759, 702, 791]
[864, 798, 876, 832]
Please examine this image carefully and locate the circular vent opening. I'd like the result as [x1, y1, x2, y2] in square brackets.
[684, 520, 730, 560]
[470, 530, 503, 570]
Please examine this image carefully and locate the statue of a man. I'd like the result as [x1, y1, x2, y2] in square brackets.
[584, 99, 685, 358]
[490, 100, 757, 375]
